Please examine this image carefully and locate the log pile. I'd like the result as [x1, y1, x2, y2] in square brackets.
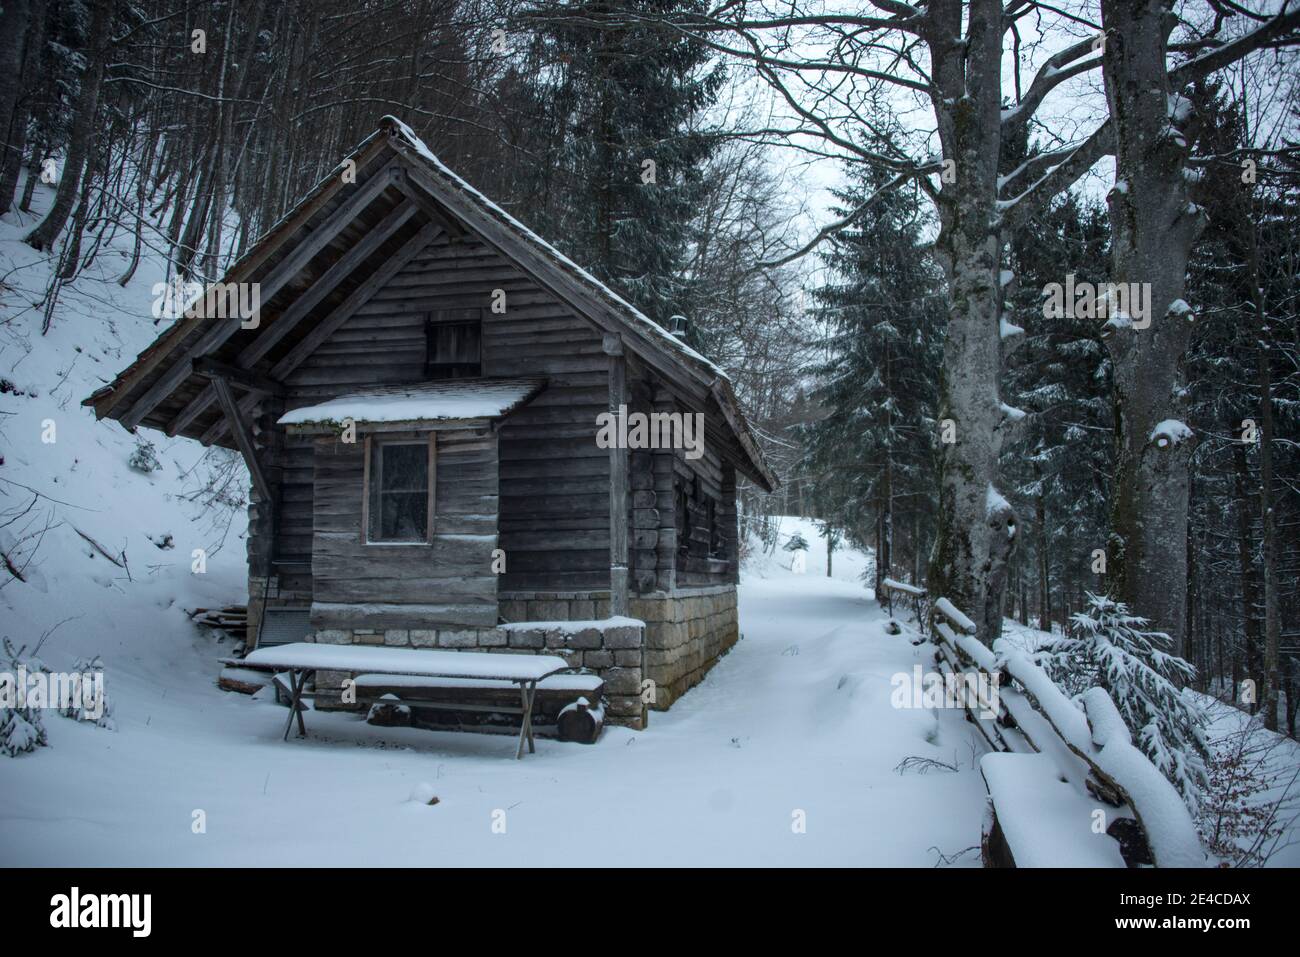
[189, 605, 249, 643]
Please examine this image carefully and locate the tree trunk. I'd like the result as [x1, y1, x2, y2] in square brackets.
[1231, 444, 1262, 712]
[1035, 475, 1050, 630]
[1099, 0, 1203, 658]
[924, 0, 1018, 643]
[0, 0, 47, 213]
[1242, 215, 1281, 731]
[24, 0, 111, 251]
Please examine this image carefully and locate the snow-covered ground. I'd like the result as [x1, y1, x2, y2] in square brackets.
[0, 509, 992, 864]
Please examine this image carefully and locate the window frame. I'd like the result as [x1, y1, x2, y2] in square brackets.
[360, 433, 437, 546]
[425, 308, 483, 379]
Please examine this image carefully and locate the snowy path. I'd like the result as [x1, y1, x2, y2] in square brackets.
[0, 557, 989, 867]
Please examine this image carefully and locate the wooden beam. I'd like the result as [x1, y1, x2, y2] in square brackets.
[392, 169, 466, 238]
[212, 377, 272, 503]
[193, 357, 285, 396]
[166, 198, 419, 436]
[94, 135, 392, 421]
[609, 352, 629, 616]
[200, 221, 444, 446]
[120, 165, 400, 431]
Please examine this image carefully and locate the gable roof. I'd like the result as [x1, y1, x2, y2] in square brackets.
[84, 116, 777, 491]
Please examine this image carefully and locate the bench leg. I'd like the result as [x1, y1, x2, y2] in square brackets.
[283, 669, 309, 741]
[515, 681, 538, 760]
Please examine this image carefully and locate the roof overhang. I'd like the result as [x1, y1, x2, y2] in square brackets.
[279, 377, 547, 436]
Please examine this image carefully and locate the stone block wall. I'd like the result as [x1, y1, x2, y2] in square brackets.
[309, 616, 647, 730]
[496, 586, 740, 712]
[630, 585, 739, 710]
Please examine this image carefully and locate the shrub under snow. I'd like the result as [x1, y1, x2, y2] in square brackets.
[0, 639, 48, 757]
[1035, 593, 1209, 811]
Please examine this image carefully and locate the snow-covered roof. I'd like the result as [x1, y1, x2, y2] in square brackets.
[279, 377, 545, 429]
[382, 116, 726, 380]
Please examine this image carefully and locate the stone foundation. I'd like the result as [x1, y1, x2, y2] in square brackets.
[309, 616, 647, 730]
[631, 586, 739, 710]
[303, 585, 738, 728]
[498, 587, 739, 712]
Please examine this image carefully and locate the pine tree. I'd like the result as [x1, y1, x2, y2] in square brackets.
[1000, 188, 1113, 631]
[1037, 593, 1209, 810]
[517, 0, 725, 325]
[1, 639, 48, 757]
[798, 155, 944, 591]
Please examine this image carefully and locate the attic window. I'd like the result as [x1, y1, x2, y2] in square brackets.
[364, 436, 435, 544]
[426, 310, 482, 379]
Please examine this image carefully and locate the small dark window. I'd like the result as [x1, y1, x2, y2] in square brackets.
[367, 439, 432, 543]
[676, 482, 691, 559]
[426, 312, 482, 378]
[707, 499, 724, 559]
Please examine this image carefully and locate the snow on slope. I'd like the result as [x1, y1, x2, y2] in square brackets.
[0, 185, 249, 707]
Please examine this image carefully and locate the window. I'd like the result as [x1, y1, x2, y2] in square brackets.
[426, 310, 482, 378]
[707, 498, 725, 559]
[676, 482, 691, 560]
[365, 437, 434, 543]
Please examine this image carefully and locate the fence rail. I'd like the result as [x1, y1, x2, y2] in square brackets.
[884, 584, 1203, 868]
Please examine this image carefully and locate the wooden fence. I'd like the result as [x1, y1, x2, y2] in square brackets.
[880, 580, 1204, 868]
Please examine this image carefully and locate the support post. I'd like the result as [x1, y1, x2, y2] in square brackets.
[212, 376, 272, 503]
[605, 334, 629, 617]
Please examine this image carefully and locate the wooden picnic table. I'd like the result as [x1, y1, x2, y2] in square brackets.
[242, 642, 574, 759]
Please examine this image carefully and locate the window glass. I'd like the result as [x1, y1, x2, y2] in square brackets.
[369, 441, 428, 542]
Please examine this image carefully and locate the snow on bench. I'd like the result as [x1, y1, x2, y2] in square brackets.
[353, 672, 603, 693]
[241, 642, 577, 758]
[980, 752, 1126, 868]
[242, 642, 570, 682]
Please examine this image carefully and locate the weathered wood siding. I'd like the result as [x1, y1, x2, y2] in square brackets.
[278, 230, 610, 594]
[307, 428, 499, 631]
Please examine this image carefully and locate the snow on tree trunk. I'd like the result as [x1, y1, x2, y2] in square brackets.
[1099, 0, 1205, 659]
[924, 0, 1019, 645]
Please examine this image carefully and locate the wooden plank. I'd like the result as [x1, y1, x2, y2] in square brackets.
[212, 377, 271, 503]
[94, 135, 392, 420]
[199, 220, 443, 445]
[392, 148, 713, 405]
[360, 435, 372, 544]
[121, 165, 400, 430]
[166, 198, 419, 435]
[192, 357, 285, 396]
[393, 170, 467, 238]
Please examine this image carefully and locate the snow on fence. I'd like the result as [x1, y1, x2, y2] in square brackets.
[922, 597, 1204, 868]
[879, 578, 927, 621]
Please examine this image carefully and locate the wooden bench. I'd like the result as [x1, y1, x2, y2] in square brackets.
[242, 642, 579, 759]
[354, 672, 605, 744]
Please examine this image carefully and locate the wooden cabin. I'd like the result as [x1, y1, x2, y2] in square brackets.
[85, 116, 777, 728]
